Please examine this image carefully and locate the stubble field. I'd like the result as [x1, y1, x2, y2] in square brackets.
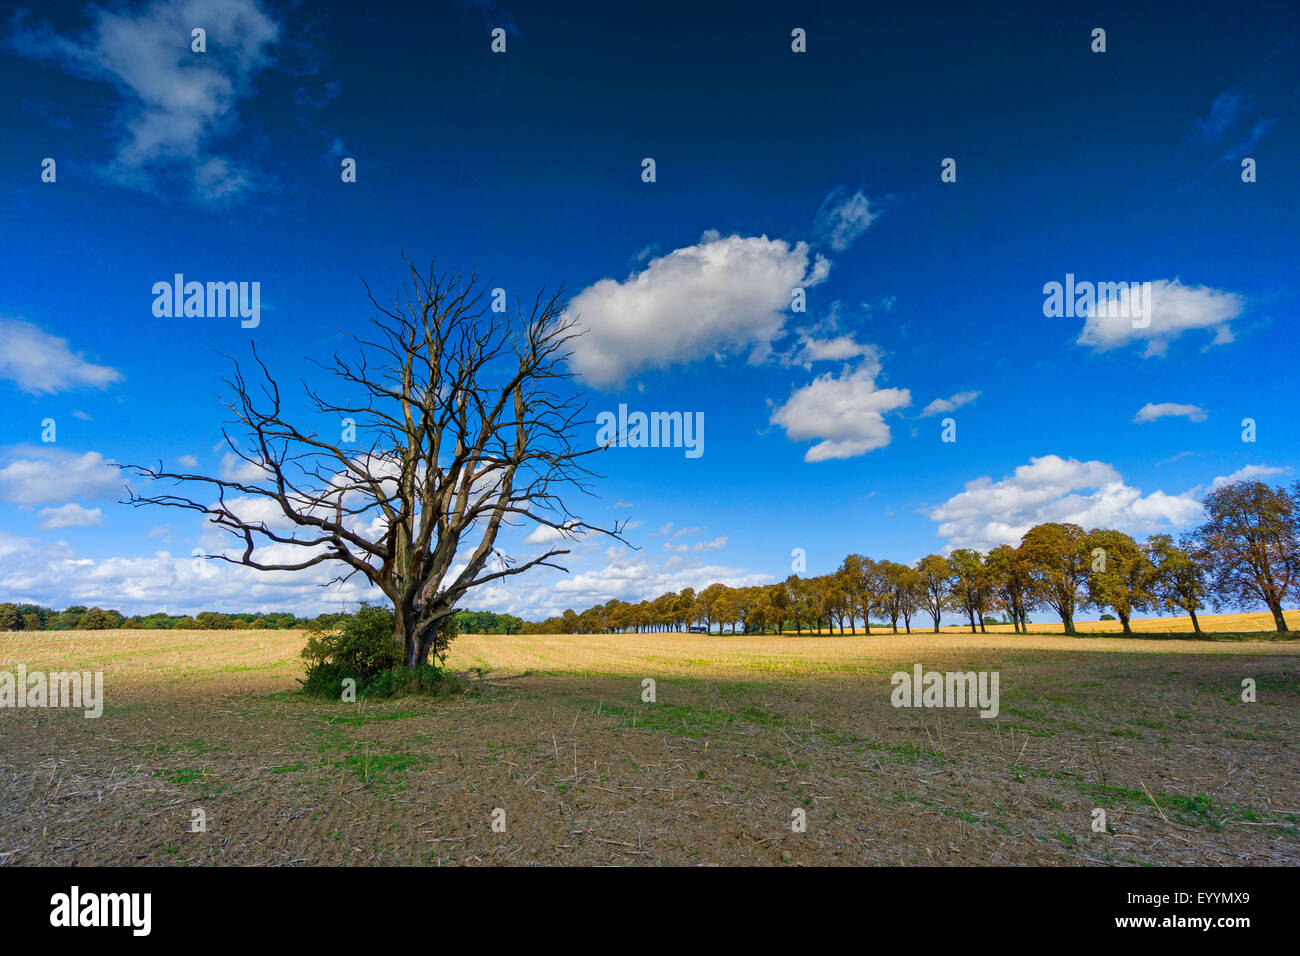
[1, 615, 1298, 866]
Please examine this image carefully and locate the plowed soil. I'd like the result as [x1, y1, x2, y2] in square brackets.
[1, 626, 1297, 866]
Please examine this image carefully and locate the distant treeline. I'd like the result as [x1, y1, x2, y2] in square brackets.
[453, 610, 524, 634]
[0, 605, 524, 635]
[0, 605, 313, 632]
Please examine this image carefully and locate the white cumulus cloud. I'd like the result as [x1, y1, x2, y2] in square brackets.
[1208, 464, 1288, 491]
[0, 446, 121, 506]
[928, 454, 1206, 551]
[769, 349, 911, 462]
[523, 521, 586, 545]
[566, 232, 829, 387]
[37, 503, 104, 529]
[1076, 279, 1245, 357]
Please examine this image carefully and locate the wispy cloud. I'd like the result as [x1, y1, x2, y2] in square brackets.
[663, 535, 726, 554]
[1222, 118, 1276, 163]
[781, 333, 878, 370]
[10, 0, 280, 202]
[459, 0, 523, 38]
[920, 390, 980, 418]
[813, 187, 880, 252]
[0, 318, 122, 394]
[1194, 89, 1249, 140]
[1133, 402, 1207, 424]
[1190, 87, 1277, 163]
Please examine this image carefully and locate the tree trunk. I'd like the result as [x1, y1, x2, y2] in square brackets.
[1189, 608, 1201, 635]
[968, 608, 976, 633]
[396, 599, 421, 667]
[1268, 600, 1288, 633]
[1119, 610, 1132, 635]
[403, 625, 432, 668]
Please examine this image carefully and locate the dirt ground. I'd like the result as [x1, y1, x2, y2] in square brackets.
[1, 626, 1297, 866]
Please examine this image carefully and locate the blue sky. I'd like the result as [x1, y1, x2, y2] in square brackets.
[0, 0, 1296, 620]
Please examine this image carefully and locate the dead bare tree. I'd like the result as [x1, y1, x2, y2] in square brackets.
[123, 257, 626, 666]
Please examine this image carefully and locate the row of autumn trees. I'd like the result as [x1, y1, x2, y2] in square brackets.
[522, 480, 1300, 636]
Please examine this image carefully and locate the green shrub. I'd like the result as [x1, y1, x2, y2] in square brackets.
[299, 661, 360, 698]
[299, 604, 464, 699]
[364, 664, 462, 698]
[300, 604, 401, 696]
